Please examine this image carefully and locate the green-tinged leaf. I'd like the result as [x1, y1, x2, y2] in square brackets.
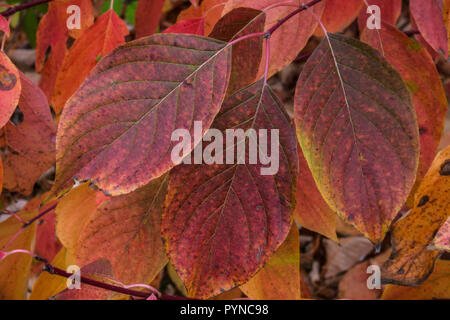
[294, 33, 420, 243]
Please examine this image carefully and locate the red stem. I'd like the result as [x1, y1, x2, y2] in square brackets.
[44, 262, 190, 300]
[1, 0, 53, 17]
[22, 203, 57, 228]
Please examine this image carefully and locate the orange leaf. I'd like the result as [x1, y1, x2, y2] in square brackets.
[382, 260, 450, 300]
[240, 224, 301, 300]
[76, 175, 168, 285]
[55, 183, 105, 256]
[209, 7, 265, 95]
[52, 10, 129, 114]
[0, 207, 37, 299]
[431, 216, 450, 252]
[1, 73, 56, 196]
[361, 22, 448, 205]
[382, 146, 450, 285]
[295, 146, 338, 241]
[294, 33, 420, 243]
[0, 51, 20, 129]
[314, 0, 363, 36]
[410, 0, 448, 58]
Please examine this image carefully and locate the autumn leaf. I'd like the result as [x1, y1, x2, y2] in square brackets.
[382, 260, 450, 300]
[29, 247, 75, 300]
[55, 258, 118, 300]
[294, 33, 420, 243]
[431, 217, 450, 252]
[0, 206, 37, 299]
[162, 80, 298, 299]
[52, 10, 129, 114]
[163, 18, 205, 35]
[0, 15, 10, 38]
[357, 0, 402, 31]
[36, 0, 94, 99]
[382, 146, 450, 285]
[295, 146, 337, 241]
[0, 51, 21, 129]
[54, 34, 231, 196]
[337, 250, 390, 300]
[1, 73, 56, 196]
[409, 0, 448, 58]
[240, 223, 301, 300]
[76, 175, 168, 285]
[135, 0, 165, 38]
[223, 0, 325, 78]
[314, 0, 363, 36]
[55, 183, 107, 256]
[178, 0, 227, 35]
[26, 194, 60, 274]
[361, 22, 448, 205]
[209, 7, 265, 95]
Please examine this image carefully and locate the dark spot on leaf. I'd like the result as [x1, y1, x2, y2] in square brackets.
[439, 160, 450, 176]
[419, 127, 426, 135]
[0, 65, 17, 91]
[417, 195, 429, 207]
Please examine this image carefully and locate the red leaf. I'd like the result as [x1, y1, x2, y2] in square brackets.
[294, 33, 420, 243]
[54, 34, 232, 196]
[209, 7, 266, 95]
[135, 0, 165, 38]
[162, 80, 298, 298]
[178, 0, 227, 35]
[361, 22, 448, 203]
[36, 0, 94, 99]
[0, 15, 10, 38]
[1, 73, 56, 195]
[52, 10, 129, 114]
[314, 0, 363, 35]
[0, 51, 20, 129]
[55, 259, 117, 300]
[409, 0, 448, 58]
[163, 18, 205, 35]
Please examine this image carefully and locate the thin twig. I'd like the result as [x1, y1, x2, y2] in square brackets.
[1, 0, 53, 17]
[22, 203, 57, 228]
